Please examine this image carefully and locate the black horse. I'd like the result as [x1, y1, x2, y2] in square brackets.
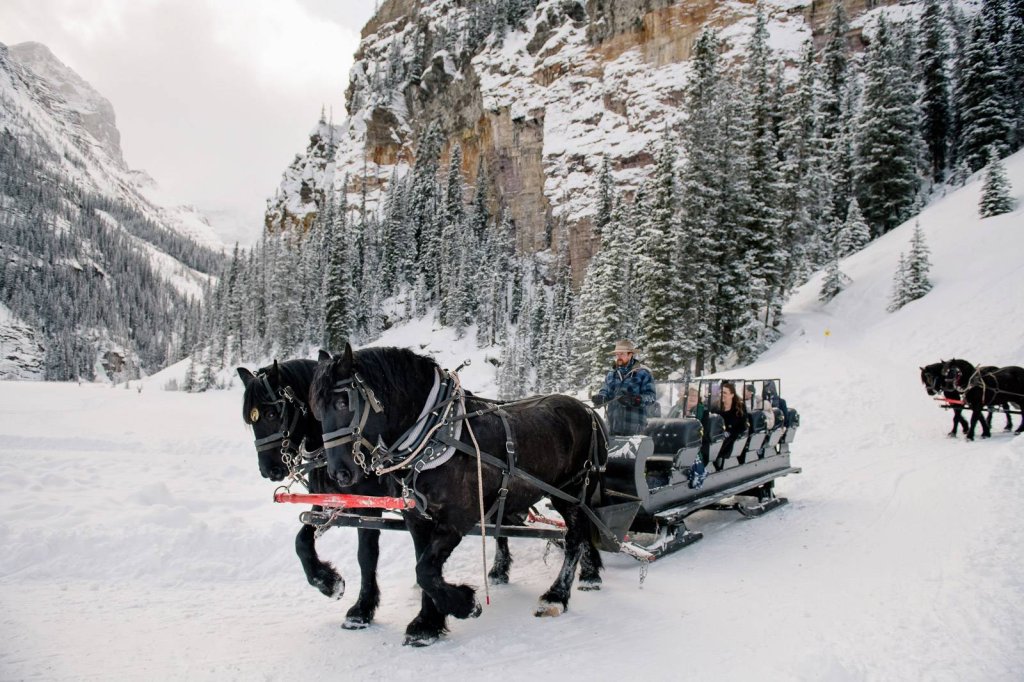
[921, 362, 972, 437]
[238, 359, 519, 629]
[311, 344, 605, 647]
[921, 361, 1012, 438]
[941, 359, 1024, 440]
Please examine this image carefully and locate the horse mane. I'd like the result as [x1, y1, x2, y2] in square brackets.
[242, 358, 317, 424]
[311, 346, 439, 417]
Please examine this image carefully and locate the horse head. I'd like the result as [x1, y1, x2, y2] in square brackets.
[238, 358, 320, 481]
[940, 358, 973, 394]
[312, 344, 422, 487]
[920, 362, 945, 396]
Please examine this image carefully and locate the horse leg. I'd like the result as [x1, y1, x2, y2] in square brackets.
[577, 538, 604, 591]
[950, 407, 968, 437]
[295, 520, 345, 599]
[1003, 406, 1013, 432]
[488, 537, 513, 585]
[403, 515, 479, 647]
[342, 524, 381, 629]
[535, 499, 588, 617]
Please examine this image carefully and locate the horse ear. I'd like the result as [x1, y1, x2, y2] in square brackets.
[236, 367, 255, 386]
[341, 342, 354, 372]
[318, 349, 332, 363]
[271, 359, 280, 378]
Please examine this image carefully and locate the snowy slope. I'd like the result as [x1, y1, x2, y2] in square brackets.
[1, 42, 224, 254]
[0, 153, 1022, 680]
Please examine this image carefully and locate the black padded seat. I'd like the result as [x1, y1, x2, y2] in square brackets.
[766, 407, 786, 451]
[700, 412, 725, 465]
[781, 408, 800, 445]
[644, 418, 702, 455]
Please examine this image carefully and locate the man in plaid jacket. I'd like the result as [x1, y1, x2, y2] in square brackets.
[591, 339, 657, 436]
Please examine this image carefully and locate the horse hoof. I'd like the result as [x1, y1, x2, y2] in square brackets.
[403, 633, 439, 647]
[577, 579, 601, 592]
[470, 600, 482, 618]
[341, 616, 370, 630]
[313, 573, 345, 600]
[534, 600, 565, 617]
[488, 572, 509, 586]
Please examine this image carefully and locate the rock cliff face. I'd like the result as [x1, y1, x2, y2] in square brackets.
[265, 0, 908, 281]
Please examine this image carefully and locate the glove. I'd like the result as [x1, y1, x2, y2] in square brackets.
[631, 395, 643, 406]
[590, 393, 605, 406]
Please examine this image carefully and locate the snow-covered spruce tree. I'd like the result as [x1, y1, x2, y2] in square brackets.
[818, 246, 849, 304]
[409, 121, 445, 302]
[955, 12, 1013, 172]
[905, 221, 933, 303]
[439, 145, 469, 331]
[636, 137, 686, 377]
[838, 198, 871, 257]
[854, 15, 923, 235]
[1007, 1, 1024, 145]
[742, 1, 786, 337]
[323, 193, 354, 353]
[979, 146, 1015, 217]
[571, 195, 629, 387]
[677, 28, 727, 374]
[778, 40, 833, 291]
[222, 242, 243, 363]
[821, 0, 855, 221]
[917, 0, 953, 181]
[887, 251, 910, 312]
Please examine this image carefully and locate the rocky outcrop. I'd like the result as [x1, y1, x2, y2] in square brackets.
[265, 0, 914, 281]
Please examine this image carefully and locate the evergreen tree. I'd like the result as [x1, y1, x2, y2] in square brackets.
[905, 221, 934, 302]
[854, 15, 923, 235]
[979, 146, 1015, 217]
[886, 252, 911, 312]
[918, 0, 953, 181]
[742, 1, 786, 336]
[955, 13, 1013, 171]
[818, 248, 848, 304]
[636, 137, 685, 377]
[838, 198, 871, 257]
[323, 195, 354, 352]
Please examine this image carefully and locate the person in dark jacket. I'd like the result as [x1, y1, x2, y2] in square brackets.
[591, 339, 656, 436]
[714, 380, 747, 471]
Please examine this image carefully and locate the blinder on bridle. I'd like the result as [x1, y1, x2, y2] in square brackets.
[320, 372, 385, 472]
[251, 372, 308, 458]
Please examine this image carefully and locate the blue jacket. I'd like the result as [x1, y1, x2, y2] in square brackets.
[596, 357, 656, 435]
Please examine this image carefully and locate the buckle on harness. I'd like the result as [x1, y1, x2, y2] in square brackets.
[505, 440, 515, 455]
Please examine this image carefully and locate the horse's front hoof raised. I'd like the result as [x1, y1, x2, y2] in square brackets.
[534, 599, 565, 617]
[311, 567, 345, 599]
[577, 579, 601, 592]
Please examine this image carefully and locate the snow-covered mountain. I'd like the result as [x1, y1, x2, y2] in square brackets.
[1, 149, 1020, 680]
[265, 0, 938, 275]
[0, 41, 227, 380]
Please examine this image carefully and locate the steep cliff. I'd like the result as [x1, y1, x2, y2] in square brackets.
[265, 0, 911, 281]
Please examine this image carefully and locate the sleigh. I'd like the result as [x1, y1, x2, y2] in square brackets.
[278, 378, 800, 563]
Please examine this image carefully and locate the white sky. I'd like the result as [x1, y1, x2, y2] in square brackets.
[0, 0, 378, 245]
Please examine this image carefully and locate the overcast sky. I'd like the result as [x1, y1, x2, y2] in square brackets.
[1, 0, 378, 245]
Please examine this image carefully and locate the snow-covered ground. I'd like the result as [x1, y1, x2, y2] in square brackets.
[2, 152, 1023, 680]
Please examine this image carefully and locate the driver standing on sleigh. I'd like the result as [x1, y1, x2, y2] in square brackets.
[591, 339, 656, 436]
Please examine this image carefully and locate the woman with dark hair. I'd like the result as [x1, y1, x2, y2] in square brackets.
[714, 381, 747, 471]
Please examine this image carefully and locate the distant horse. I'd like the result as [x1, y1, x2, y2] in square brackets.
[921, 361, 1010, 437]
[237, 359, 517, 630]
[941, 359, 1024, 440]
[921, 362, 971, 437]
[311, 344, 606, 647]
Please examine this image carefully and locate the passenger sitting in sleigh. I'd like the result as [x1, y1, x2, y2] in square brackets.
[713, 381, 747, 471]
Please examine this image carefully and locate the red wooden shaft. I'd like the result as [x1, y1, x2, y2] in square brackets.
[274, 492, 416, 510]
